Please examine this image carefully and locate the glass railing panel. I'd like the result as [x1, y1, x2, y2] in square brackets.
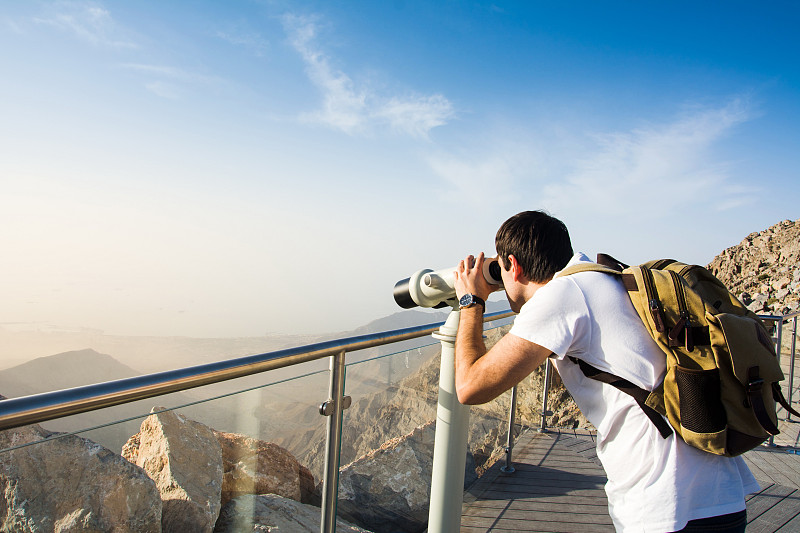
[334, 339, 441, 532]
[0, 360, 336, 532]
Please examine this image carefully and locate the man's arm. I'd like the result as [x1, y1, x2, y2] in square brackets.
[455, 307, 552, 404]
[453, 253, 553, 405]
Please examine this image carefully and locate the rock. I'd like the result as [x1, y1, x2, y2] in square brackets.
[214, 494, 371, 532]
[708, 219, 800, 322]
[214, 430, 318, 506]
[335, 421, 475, 533]
[773, 277, 791, 291]
[0, 420, 161, 532]
[127, 407, 223, 533]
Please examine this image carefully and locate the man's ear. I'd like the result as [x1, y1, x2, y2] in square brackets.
[507, 254, 525, 282]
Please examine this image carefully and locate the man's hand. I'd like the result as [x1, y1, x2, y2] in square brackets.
[453, 252, 498, 301]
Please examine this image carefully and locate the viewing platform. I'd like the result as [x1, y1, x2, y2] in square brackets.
[462, 419, 800, 533]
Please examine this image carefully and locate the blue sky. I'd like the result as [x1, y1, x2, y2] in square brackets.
[1, 1, 798, 337]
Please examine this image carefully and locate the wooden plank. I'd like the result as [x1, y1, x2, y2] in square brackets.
[464, 501, 610, 514]
[743, 450, 800, 488]
[461, 518, 615, 533]
[472, 487, 608, 501]
[746, 484, 797, 522]
[746, 486, 800, 533]
[462, 507, 613, 524]
[777, 509, 800, 531]
[748, 483, 775, 502]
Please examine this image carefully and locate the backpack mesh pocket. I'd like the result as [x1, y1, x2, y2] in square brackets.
[676, 367, 727, 433]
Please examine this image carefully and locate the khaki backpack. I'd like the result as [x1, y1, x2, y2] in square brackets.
[557, 254, 799, 457]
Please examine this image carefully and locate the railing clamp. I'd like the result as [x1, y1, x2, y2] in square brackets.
[319, 396, 352, 416]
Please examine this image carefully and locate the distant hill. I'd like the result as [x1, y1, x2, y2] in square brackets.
[0, 348, 141, 399]
[352, 310, 449, 334]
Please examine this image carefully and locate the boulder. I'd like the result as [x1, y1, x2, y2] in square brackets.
[214, 430, 318, 506]
[336, 421, 476, 533]
[0, 419, 161, 532]
[125, 407, 223, 533]
[213, 494, 370, 532]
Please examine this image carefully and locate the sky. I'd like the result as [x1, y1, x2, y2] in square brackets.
[1, 1, 798, 338]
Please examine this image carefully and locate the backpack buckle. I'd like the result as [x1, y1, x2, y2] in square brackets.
[746, 377, 764, 394]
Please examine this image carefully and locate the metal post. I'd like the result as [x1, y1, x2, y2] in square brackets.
[788, 316, 797, 422]
[774, 318, 784, 430]
[539, 358, 553, 433]
[766, 317, 781, 446]
[501, 385, 518, 474]
[427, 309, 469, 533]
[320, 351, 349, 533]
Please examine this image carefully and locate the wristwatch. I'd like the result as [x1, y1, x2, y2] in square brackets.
[458, 293, 485, 311]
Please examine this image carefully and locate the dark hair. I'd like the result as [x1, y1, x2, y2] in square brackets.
[495, 210, 573, 283]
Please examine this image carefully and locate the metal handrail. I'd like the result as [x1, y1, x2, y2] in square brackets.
[0, 309, 515, 432]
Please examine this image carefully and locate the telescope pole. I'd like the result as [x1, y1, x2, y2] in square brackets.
[427, 308, 470, 533]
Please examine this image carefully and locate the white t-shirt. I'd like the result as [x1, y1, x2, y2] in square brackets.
[509, 253, 759, 532]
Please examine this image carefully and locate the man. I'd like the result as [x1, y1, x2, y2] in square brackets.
[452, 210, 757, 533]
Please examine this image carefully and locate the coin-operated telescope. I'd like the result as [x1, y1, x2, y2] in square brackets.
[393, 257, 503, 309]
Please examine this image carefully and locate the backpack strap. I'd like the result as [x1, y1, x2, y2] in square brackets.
[556, 261, 638, 292]
[596, 253, 628, 271]
[746, 367, 780, 435]
[771, 381, 800, 420]
[556, 263, 622, 278]
[568, 356, 673, 439]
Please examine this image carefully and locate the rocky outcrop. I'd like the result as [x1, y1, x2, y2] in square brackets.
[336, 421, 475, 533]
[708, 218, 800, 316]
[0, 414, 161, 532]
[214, 494, 370, 532]
[214, 430, 318, 506]
[122, 409, 319, 530]
[123, 407, 223, 533]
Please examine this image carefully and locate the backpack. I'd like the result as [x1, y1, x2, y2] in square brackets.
[556, 253, 800, 457]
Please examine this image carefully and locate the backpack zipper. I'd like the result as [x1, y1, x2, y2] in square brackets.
[642, 267, 666, 333]
[668, 270, 694, 351]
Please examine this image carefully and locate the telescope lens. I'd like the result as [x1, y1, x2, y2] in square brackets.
[393, 278, 417, 309]
[488, 259, 502, 284]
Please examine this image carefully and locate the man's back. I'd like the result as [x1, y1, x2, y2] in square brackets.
[508, 252, 759, 532]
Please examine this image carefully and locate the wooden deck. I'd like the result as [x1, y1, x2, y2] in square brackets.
[462, 420, 800, 532]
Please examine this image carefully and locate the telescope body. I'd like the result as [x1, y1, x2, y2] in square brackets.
[394, 258, 503, 309]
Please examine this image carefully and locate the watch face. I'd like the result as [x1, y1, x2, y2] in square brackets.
[459, 294, 473, 307]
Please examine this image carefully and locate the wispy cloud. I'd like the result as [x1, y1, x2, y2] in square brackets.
[2, 16, 25, 34]
[120, 63, 222, 84]
[542, 99, 755, 216]
[216, 26, 269, 57]
[282, 14, 455, 138]
[144, 81, 180, 100]
[426, 99, 755, 216]
[34, 1, 137, 49]
[119, 63, 225, 99]
[427, 141, 542, 204]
